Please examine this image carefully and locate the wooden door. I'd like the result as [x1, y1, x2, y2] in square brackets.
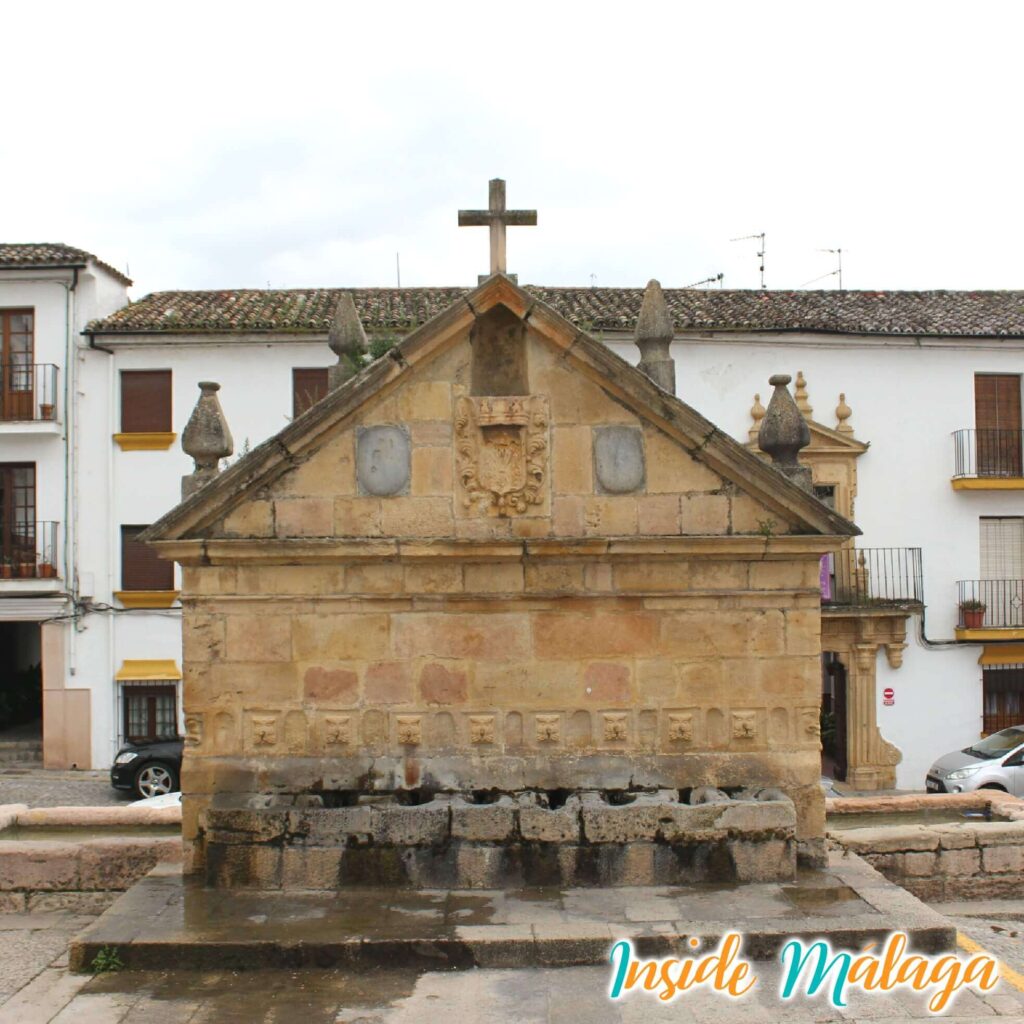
[1, 311, 34, 421]
[975, 374, 1023, 476]
[0, 464, 36, 568]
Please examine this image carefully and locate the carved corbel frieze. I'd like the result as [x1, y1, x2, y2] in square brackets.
[469, 714, 496, 745]
[184, 713, 203, 749]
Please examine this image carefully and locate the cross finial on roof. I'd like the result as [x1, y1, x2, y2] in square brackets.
[458, 178, 537, 276]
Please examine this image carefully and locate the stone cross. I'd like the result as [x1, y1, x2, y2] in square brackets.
[458, 178, 537, 276]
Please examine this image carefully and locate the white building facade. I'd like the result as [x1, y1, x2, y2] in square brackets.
[4, 270, 1022, 793]
[0, 245, 130, 769]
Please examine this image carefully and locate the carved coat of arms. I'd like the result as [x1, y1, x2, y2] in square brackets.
[454, 395, 548, 516]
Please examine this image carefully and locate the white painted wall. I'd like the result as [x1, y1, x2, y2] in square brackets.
[76, 335, 336, 765]
[606, 331, 1024, 788]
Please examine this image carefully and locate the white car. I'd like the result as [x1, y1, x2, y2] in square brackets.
[129, 791, 182, 809]
[926, 726, 1024, 794]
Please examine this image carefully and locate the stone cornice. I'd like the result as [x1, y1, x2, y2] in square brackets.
[154, 533, 847, 566]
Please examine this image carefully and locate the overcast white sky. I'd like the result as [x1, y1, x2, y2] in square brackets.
[5, 1, 1022, 296]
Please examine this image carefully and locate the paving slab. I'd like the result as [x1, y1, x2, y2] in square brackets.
[69, 851, 954, 973]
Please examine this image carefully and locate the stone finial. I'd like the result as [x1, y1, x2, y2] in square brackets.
[836, 392, 854, 435]
[634, 279, 676, 393]
[794, 370, 813, 419]
[181, 382, 234, 499]
[758, 374, 812, 491]
[328, 293, 367, 389]
[748, 393, 766, 442]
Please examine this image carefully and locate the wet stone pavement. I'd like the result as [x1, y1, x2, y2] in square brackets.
[3, 957, 1024, 1023]
[0, 905, 1023, 1022]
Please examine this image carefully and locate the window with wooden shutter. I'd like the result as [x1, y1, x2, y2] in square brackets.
[975, 374, 1023, 476]
[983, 665, 1024, 735]
[292, 367, 329, 418]
[122, 683, 179, 743]
[120, 370, 172, 433]
[121, 525, 173, 591]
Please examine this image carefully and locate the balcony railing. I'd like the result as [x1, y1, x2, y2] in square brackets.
[0, 363, 58, 422]
[821, 547, 923, 608]
[957, 579, 1024, 629]
[0, 521, 59, 579]
[953, 428, 1024, 479]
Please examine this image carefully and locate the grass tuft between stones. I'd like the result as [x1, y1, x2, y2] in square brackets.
[90, 946, 125, 973]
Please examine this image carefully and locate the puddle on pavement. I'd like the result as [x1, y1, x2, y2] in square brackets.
[83, 966, 425, 1022]
[780, 882, 868, 914]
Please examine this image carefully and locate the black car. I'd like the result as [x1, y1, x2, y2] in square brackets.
[110, 737, 183, 799]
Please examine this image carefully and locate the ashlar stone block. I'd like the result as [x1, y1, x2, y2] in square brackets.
[369, 798, 451, 845]
[450, 796, 516, 841]
[517, 793, 581, 842]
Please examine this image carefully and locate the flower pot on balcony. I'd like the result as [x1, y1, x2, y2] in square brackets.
[0, 564, 12, 579]
[39, 403, 54, 420]
[38, 562, 57, 579]
[960, 601, 986, 629]
[17, 562, 35, 579]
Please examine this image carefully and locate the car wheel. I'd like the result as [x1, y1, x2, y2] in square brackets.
[133, 761, 179, 799]
[979, 783, 1007, 792]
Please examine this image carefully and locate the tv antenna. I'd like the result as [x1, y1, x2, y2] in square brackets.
[589, 273, 597, 289]
[684, 273, 724, 289]
[800, 248, 844, 290]
[730, 232, 766, 289]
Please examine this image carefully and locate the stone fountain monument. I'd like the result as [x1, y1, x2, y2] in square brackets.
[142, 182, 858, 892]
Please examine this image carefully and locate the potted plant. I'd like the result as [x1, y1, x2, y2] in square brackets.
[38, 562, 57, 579]
[39, 402, 54, 420]
[0, 557, 12, 580]
[960, 598, 986, 629]
[17, 559, 35, 579]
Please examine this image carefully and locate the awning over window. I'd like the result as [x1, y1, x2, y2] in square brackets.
[979, 644, 1024, 667]
[115, 659, 182, 681]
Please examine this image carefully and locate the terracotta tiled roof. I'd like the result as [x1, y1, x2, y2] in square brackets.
[0, 244, 132, 286]
[86, 285, 1024, 337]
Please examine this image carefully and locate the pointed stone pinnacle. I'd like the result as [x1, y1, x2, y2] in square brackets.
[181, 381, 234, 498]
[758, 374, 812, 491]
[328, 292, 368, 387]
[635, 279, 676, 393]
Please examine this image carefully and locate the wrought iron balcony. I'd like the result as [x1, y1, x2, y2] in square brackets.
[0, 363, 58, 422]
[957, 579, 1024, 630]
[821, 547, 923, 608]
[0, 521, 60, 580]
[953, 428, 1024, 480]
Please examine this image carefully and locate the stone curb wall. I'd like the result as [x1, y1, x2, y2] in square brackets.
[833, 819, 1024, 901]
[0, 802, 183, 912]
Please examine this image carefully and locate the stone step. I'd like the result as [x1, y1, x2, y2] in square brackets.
[0, 742, 42, 764]
[69, 852, 955, 973]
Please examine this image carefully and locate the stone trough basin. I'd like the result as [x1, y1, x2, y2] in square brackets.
[202, 787, 799, 890]
[0, 802, 182, 912]
[825, 791, 1024, 901]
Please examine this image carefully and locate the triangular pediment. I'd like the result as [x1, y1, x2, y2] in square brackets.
[143, 275, 858, 548]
